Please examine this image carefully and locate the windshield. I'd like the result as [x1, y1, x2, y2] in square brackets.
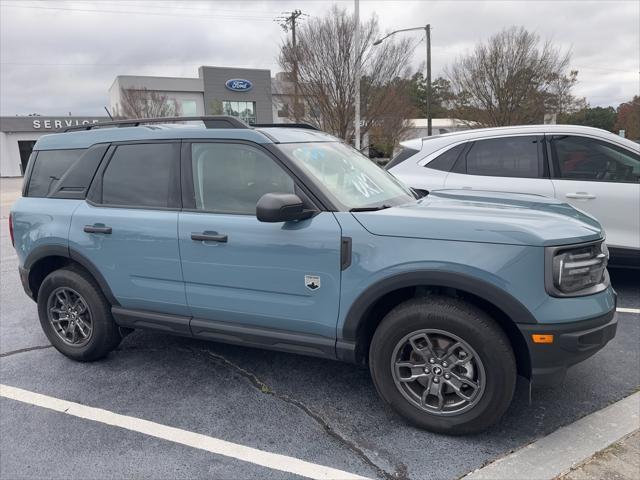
[279, 142, 415, 210]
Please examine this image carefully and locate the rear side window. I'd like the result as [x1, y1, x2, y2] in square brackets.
[464, 136, 540, 178]
[426, 144, 466, 172]
[101, 143, 178, 208]
[27, 149, 85, 197]
[385, 147, 419, 170]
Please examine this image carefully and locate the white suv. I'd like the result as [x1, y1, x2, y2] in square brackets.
[388, 125, 640, 266]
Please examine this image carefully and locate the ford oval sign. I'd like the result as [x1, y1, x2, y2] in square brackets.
[225, 79, 253, 92]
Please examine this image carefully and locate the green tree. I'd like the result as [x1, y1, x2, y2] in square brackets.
[409, 73, 455, 118]
[559, 106, 617, 132]
[614, 96, 640, 140]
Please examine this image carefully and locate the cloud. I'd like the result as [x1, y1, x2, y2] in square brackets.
[1, 0, 638, 115]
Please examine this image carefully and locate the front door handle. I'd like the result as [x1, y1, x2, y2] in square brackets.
[566, 192, 596, 200]
[84, 225, 112, 234]
[191, 231, 228, 243]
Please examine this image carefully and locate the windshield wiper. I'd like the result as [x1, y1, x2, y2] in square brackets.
[349, 204, 392, 212]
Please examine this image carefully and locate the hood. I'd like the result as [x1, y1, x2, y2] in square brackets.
[352, 190, 603, 247]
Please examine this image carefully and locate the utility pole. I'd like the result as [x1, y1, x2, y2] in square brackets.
[278, 10, 303, 122]
[354, 0, 361, 150]
[426, 24, 432, 136]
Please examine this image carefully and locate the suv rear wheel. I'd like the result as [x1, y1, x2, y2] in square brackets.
[37, 267, 122, 361]
[369, 296, 516, 434]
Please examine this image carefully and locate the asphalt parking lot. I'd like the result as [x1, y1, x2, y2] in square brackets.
[1, 177, 638, 480]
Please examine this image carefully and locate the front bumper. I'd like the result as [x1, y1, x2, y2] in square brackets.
[518, 304, 618, 387]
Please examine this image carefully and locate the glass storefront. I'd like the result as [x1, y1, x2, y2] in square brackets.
[222, 101, 256, 125]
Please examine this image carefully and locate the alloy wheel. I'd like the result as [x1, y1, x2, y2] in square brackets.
[47, 287, 93, 347]
[391, 329, 486, 416]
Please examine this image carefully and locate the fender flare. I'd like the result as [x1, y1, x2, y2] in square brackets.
[24, 244, 119, 306]
[341, 270, 538, 342]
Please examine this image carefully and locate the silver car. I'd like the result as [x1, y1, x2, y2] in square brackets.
[387, 125, 640, 266]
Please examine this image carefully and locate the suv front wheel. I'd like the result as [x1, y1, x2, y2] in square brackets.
[369, 296, 516, 434]
[37, 266, 122, 361]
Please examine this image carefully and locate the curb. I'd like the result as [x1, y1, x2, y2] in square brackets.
[464, 391, 640, 480]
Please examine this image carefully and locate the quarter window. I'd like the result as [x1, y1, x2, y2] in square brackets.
[27, 149, 85, 197]
[464, 136, 540, 178]
[101, 143, 178, 207]
[191, 143, 295, 214]
[427, 144, 466, 172]
[550, 135, 640, 183]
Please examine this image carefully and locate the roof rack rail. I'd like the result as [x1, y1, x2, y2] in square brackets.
[253, 123, 319, 131]
[64, 115, 250, 132]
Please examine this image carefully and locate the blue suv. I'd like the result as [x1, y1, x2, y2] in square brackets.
[10, 116, 617, 434]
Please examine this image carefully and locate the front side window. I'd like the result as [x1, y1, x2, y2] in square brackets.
[550, 135, 640, 183]
[464, 136, 540, 178]
[279, 142, 414, 210]
[101, 143, 178, 207]
[191, 143, 295, 214]
[27, 149, 85, 197]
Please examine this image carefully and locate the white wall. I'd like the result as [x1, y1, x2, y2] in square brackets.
[0, 132, 43, 177]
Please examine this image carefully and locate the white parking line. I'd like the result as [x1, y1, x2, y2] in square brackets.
[617, 307, 640, 314]
[0, 384, 370, 480]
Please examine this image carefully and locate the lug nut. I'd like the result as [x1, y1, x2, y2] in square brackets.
[444, 373, 451, 379]
[433, 377, 439, 383]
[442, 361, 448, 367]
[429, 358, 435, 364]
[424, 368, 430, 374]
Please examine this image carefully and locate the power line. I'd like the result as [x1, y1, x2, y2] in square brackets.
[59, 0, 284, 15]
[0, 3, 278, 21]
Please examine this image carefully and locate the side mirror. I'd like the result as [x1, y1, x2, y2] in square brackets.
[256, 193, 314, 223]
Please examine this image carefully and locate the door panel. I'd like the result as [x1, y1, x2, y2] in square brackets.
[69, 202, 188, 315]
[68, 141, 187, 315]
[179, 211, 342, 338]
[547, 134, 640, 250]
[550, 180, 639, 249]
[179, 141, 342, 339]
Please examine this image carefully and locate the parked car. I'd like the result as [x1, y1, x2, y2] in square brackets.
[387, 125, 640, 267]
[10, 117, 617, 434]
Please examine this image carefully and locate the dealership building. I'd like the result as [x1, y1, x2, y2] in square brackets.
[0, 116, 108, 177]
[0, 66, 297, 177]
[109, 65, 296, 126]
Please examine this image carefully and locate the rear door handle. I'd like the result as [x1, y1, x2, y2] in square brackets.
[84, 225, 112, 234]
[566, 192, 596, 200]
[191, 231, 228, 243]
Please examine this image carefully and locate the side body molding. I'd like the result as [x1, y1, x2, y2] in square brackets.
[341, 270, 538, 343]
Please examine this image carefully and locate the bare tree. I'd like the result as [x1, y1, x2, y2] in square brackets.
[446, 27, 579, 126]
[278, 6, 416, 147]
[116, 87, 179, 119]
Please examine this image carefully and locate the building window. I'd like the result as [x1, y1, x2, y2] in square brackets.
[222, 101, 256, 125]
[277, 103, 290, 118]
[181, 100, 197, 117]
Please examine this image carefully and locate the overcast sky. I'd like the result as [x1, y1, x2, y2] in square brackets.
[1, 0, 638, 116]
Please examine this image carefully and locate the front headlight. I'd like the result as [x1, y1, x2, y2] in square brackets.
[546, 240, 609, 297]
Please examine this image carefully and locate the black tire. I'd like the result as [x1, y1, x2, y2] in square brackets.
[37, 266, 122, 361]
[369, 295, 516, 435]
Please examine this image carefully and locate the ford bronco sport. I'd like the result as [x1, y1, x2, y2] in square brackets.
[10, 116, 617, 434]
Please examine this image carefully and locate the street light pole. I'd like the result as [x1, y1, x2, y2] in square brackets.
[354, 0, 361, 150]
[373, 24, 433, 136]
